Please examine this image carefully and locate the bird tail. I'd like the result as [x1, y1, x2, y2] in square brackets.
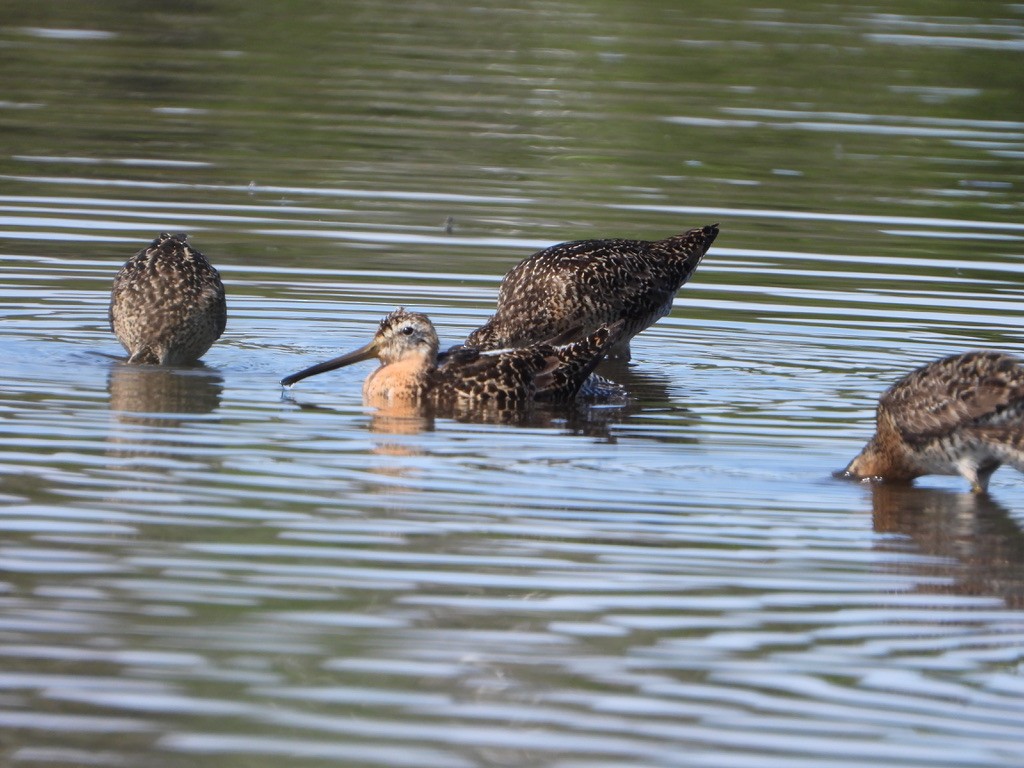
[657, 223, 719, 277]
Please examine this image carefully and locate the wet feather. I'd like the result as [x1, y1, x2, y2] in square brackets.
[109, 233, 226, 365]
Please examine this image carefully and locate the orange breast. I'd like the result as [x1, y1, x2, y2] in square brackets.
[363, 359, 430, 407]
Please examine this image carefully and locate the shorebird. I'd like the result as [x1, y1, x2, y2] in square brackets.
[281, 307, 622, 408]
[839, 351, 1024, 493]
[109, 233, 226, 365]
[464, 223, 718, 359]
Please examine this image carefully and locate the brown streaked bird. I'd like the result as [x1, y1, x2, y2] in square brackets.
[464, 223, 718, 360]
[281, 308, 622, 408]
[109, 233, 227, 365]
[840, 351, 1024, 493]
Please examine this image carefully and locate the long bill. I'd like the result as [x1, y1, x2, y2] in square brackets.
[281, 341, 379, 387]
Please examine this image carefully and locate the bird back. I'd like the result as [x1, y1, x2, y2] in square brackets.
[435, 322, 622, 405]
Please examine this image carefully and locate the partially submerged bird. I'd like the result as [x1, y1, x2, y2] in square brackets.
[281, 308, 621, 408]
[109, 233, 227, 365]
[840, 351, 1024, 493]
[465, 223, 718, 359]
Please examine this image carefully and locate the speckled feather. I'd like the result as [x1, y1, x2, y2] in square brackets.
[434, 324, 619, 406]
[109, 233, 227, 365]
[843, 351, 1024, 492]
[281, 308, 622, 408]
[465, 224, 718, 357]
[882, 351, 1024, 442]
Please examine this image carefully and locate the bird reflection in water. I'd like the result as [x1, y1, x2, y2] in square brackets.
[106, 363, 223, 459]
[283, 389, 635, 441]
[108, 363, 223, 420]
[868, 483, 1024, 609]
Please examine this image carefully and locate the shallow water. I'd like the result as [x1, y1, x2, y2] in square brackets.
[1, 1, 1024, 766]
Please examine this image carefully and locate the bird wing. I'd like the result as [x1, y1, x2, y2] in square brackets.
[881, 351, 1024, 444]
[436, 322, 622, 405]
[435, 346, 545, 403]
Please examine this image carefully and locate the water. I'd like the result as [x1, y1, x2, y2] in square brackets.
[1, 1, 1023, 766]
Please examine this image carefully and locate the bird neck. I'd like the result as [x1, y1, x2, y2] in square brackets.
[381, 343, 437, 369]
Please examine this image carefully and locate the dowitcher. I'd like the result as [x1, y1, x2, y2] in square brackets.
[109, 233, 227, 365]
[839, 351, 1024, 493]
[464, 223, 718, 359]
[281, 308, 622, 408]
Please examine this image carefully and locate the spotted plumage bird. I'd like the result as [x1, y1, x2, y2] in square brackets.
[840, 351, 1024, 493]
[281, 307, 622, 408]
[464, 223, 718, 359]
[109, 233, 227, 365]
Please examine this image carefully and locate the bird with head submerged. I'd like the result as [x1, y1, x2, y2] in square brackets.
[838, 351, 1024, 493]
[109, 233, 227, 365]
[281, 307, 623, 408]
[463, 223, 718, 360]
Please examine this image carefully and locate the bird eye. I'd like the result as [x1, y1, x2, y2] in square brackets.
[401, 326, 414, 335]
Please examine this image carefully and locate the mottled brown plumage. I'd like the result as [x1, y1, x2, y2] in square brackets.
[109, 233, 227, 365]
[841, 351, 1024, 493]
[281, 308, 621, 408]
[465, 224, 718, 359]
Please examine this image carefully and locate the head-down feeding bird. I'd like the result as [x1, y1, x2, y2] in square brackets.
[281, 308, 622, 409]
[464, 224, 718, 360]
[109, 233, 226, 365]
[840, 351, 1024, 493]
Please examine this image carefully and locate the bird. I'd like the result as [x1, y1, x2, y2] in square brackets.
[281, 307, 622, 409]
[839, 351, 1024, 493]
[464, 223, 718, 360]
[109, 233, 227, 365]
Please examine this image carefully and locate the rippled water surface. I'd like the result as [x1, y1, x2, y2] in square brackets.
[2, 1, 1024, 766]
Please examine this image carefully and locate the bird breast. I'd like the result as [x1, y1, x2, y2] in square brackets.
[363, 358, 432, 406]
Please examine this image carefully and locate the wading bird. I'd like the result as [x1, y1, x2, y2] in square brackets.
[840, 351, 1024, 493]
[109, 233, 226, 365]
